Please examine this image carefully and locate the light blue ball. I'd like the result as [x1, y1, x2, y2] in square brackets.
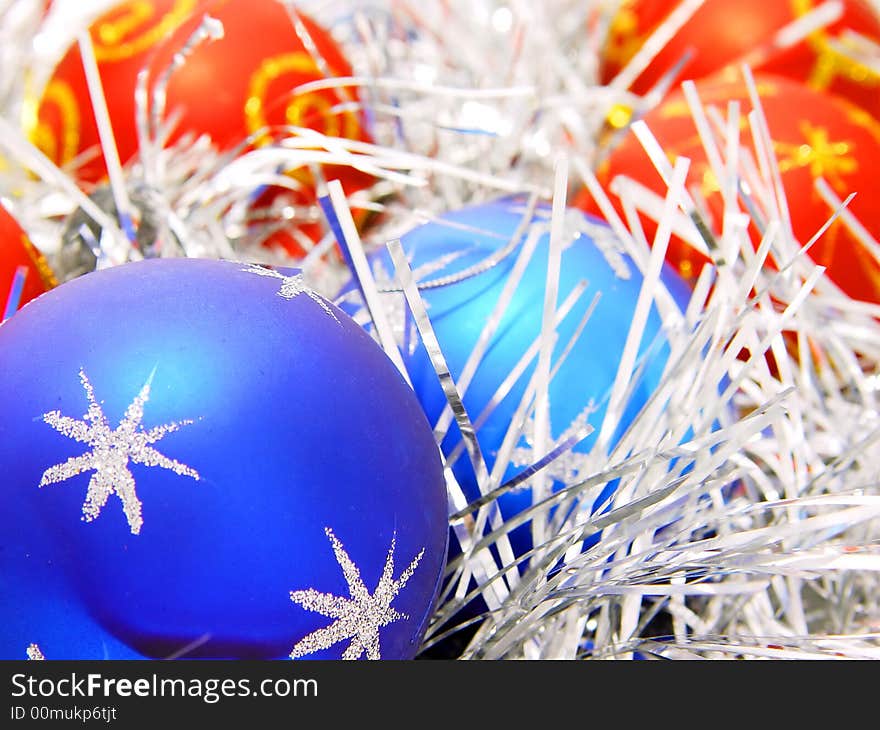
[341, 196, 690, 557]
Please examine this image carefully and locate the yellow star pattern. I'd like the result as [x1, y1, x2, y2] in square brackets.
[792, 0, 880, 92]
[693, 161, 721, 198]
[774, 121, 857, 192]
[602, 0, 645, 71]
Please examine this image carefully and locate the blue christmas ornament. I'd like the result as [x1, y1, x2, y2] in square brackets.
[0, 258, 447, 660]
[340, 197, 690, 557]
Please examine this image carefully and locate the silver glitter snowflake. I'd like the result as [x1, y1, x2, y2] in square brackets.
[511, 406, 597, 485]
[577, 217, 632, 280]
[372, 251, 467, 355]
[39, 368, 200, 535]
[241, 264, 339, 321]
[373, 258, 419, 355]
[26, 644, 44, 660]
[511, 203, 632, 280]
[289, 528, 424, 660]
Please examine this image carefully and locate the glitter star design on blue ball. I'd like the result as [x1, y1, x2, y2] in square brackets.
[289, 528, 425, 660]
[39, 368, 200, 535]
[371, 252, 467, 355]
[511, 406, 597, 485]
[241, 264, 339, 322]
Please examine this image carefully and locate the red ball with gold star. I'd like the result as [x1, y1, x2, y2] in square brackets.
[30, 0, 372, 189]
[1, 203, 57, 314]
[579, 72, 880, 303]
[600, 0, 880, 119]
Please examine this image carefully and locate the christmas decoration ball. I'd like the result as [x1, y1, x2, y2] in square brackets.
[31, 0, 371, 186]
[580, 73, 880, 303]
[342, 197, 690, 555]
[600, 0, 880, 117]
[0, 202, 57, 313]
[0, 257, 447, 660]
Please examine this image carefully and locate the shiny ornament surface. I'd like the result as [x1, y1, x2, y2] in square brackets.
[582, 73, 880, 302]
[0, 257, 446, 659]
[0, 202, 57, 314]
[342, 197, 690, 555]
[600, 0, 880, 118]
[31, 0, 371, 188]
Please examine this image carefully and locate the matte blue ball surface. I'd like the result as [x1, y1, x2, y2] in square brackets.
[341, 197, 690, 556]
[0, 491, 145, 660]
[0, 258, 447, 660]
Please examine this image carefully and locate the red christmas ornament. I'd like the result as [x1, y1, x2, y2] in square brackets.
[600, 0, 880, 119]
[578, 73, 880, 303]
[31, 0, 371, 188]
[0, 203, 57, 313]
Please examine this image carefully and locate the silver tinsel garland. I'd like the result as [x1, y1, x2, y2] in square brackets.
[2, 0, 880, 659]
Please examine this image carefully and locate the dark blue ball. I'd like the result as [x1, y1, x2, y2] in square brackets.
[0, 258, 447, 659]
[339, 197, 690, 558]
[0, 490, 145, 660]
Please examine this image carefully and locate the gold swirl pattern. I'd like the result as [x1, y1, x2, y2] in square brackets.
[27, 0, 196, 165]
[245, 52, 361, 143]
[29, 79, 81, 167]
[20, 234, 59, 290]
[92, 0, 196, 63]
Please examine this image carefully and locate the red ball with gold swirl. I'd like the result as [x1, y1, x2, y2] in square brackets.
[600, 0, 880, 120]
[577, 72, 880, 304]
[30, 0, 372, 192]
[1, 203, 57, 311]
